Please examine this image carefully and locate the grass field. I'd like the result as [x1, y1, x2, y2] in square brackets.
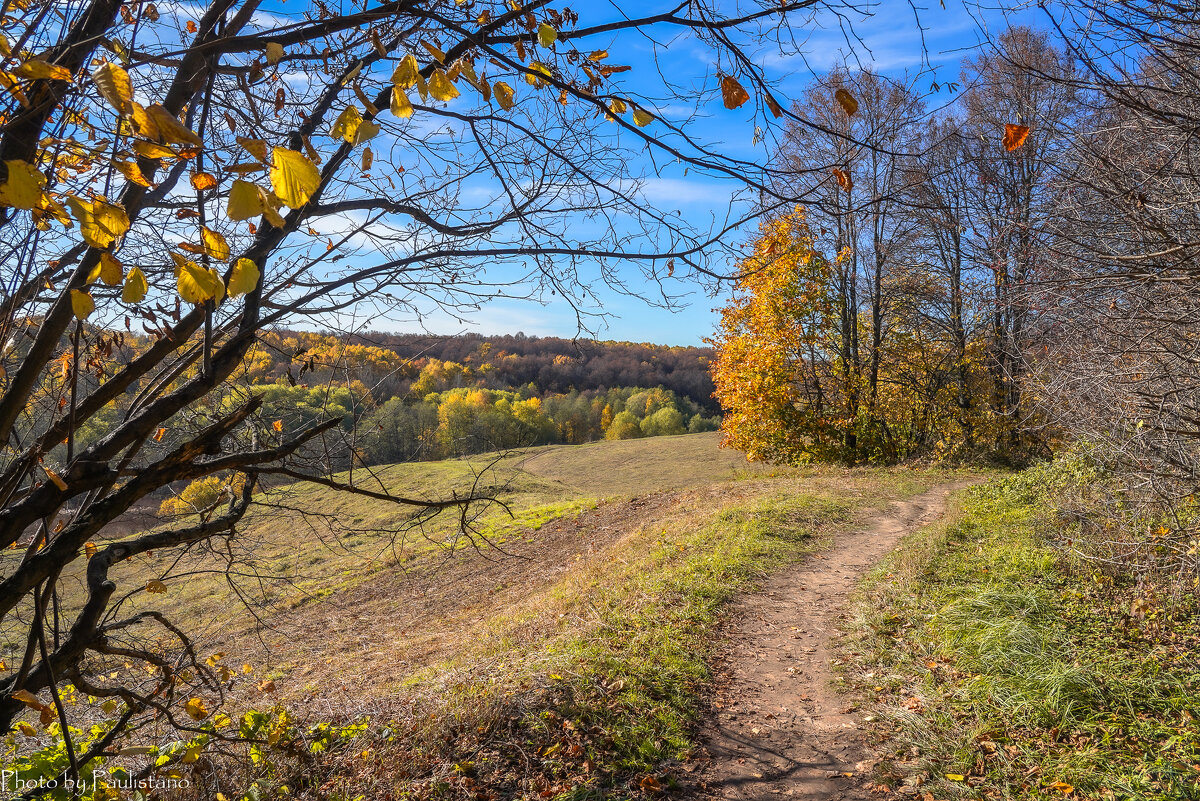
[842, 462, 1200, 801]
[6, 433, 979, 800]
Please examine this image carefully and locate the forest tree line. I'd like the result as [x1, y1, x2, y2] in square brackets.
[714, 8, 1200, 585]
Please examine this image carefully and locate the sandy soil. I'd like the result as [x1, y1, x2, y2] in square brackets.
[686, 483, 966, 800]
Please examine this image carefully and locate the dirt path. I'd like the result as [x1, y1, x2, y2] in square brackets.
[688, 483, 964, 800]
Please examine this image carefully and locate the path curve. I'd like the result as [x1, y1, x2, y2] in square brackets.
[687, 483, 965, 800]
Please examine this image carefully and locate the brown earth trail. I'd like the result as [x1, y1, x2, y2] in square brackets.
[688, 484, 965, 800]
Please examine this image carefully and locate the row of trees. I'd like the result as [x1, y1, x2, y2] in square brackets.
[360, 385, 716, 465]
[714, 27, 1070, 465]
[713, 2, 1200, 584]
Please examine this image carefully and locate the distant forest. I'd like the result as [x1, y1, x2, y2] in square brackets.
[344, 332, 719, 413]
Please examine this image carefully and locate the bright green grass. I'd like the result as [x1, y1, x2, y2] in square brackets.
[845, 463, 1200, 801]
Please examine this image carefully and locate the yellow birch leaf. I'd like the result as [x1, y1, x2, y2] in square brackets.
[122, 266, 147, 303]
[208, 267, 224, 303]
[227, 257, 259, 297]
[632, 108, 654, 127]
[391, 54, 420, 88]
[0, 160, 46, 209]
[201, 226, 230, 261]
[361, 147, 373, 171]
[538, 23, 557, 48]
[834, 87, 858, 116]
[609, 97, 626, 115]
[128, 101, 159, 139]
[14, 60, 72, 81]
[145, 104, 202, 146]
[331, 105, 362, 142]
[494, 81, 515, 110]
[66, 197, 129, 248]
[114, 160, 152, 187]
[227, 179, 265, 221]
[428, 70, 459, 101]
[237, 136, 269, 163]
[92, 62, 133, 114]
[420, 39, 446, 64]
[390, 86, 413, 118]
[270, 147, 320, 209]
[184, 697, 208, 720]
[176, 257, 221, 304]
[85, 542, 97, 558]
[131, 140, 177, 161]
[352, 120, 380, 145]
[70, 289, 94, 320]
[17, 722, 35, 736]
[99, 252, 123, 286]
[265, 42, 284, 66]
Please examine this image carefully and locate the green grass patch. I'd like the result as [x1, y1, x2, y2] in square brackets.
[845, 463, 1200, 800]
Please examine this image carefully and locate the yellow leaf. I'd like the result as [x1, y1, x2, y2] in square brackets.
[494, 81, 515, 110]
[201, 226, 229, 261]
[114, 160, 152, 187]
[834, 87, 858, 116]
[946, 774, 965, 782]
[85, 542, 97, 559]
[721, 75, 749, 109]
[227, 257, 259, 297]
[154, 427, 166, 441]
[609, 97, 627, 116]
[331, 105, 362, 143]
[12, 690, 41, 708]
[352, 120, 380, 146]
[588, 49, 608, 62]
[227, 179, 265, 221]
[70, 289, 95, 320]
[265, 42, 284, 66]
[0, 71, 29, 108]
[184, 697, 208, 720]
[632, 108, 654, 127]
[361, 147, 373, 171]
[128, 101, 159, 139]
[14, 60, 72, 82]
[98, 252, 123, 286]
[391, 54, 420, 89]
[190, 172, 217, 191]
[270, 148, 320, 209]
[390, 86, 413, 118]
[145, 104, 202, 146]
[122, 266, 147, 303]
[524, 61, 551, 87]
[537, 23, 557, 48]
[428, 70, 459, 102]
[131, 140, 177, 161]
[145, 579, 167, 593]
[420, 39, 446, 64]
[16, 722, 35, 736]
[92, 62, 133, 114]
[272, 419, 283, 432]
[176, 257, 222, 304]
[237, 136, 269, 163]
[0, 160, 46, 209]
[65, 197, 130, 248]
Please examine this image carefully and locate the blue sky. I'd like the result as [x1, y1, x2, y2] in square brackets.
[396, 1, 1045, 346]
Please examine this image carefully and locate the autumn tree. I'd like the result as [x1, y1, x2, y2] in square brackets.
[0, 0, 853, 778]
